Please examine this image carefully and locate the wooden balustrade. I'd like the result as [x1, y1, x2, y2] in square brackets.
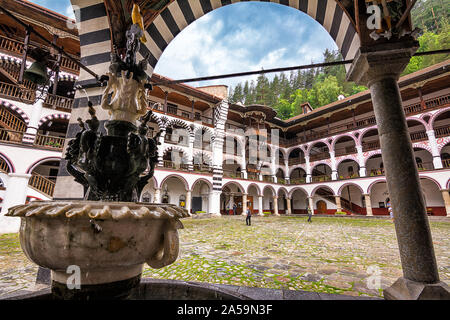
[0, 158, 9, 173]
[0, 81, 35, 103]
[442, 159, 450, 168]
[28, 173, 55, 198]
[335, 146, 357, 157]
[416, 162, 434, 171]
[309, 152, 330, 162]
[0, 35, 79, 74]
[44, 93, 74, 111]
[311, 175, 331, 182]
[0, 127, 24, 144]
[288, 158, 306, 165]
[290, 178, 306, 184]
[435, 125, 450, 138]
[362, 140, 380, 152]
[410, 131, 428, 142]
[0, 105, 26, 132]
[34, 134, 65, 150]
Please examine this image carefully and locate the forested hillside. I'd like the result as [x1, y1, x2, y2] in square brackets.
[228, 0, 449, 120]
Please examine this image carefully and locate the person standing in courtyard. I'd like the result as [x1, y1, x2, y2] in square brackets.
[246, 207, 252, 226]
[307, 207, 312, 223]
[386, 198, 394, 222]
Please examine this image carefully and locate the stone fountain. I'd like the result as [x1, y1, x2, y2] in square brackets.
[5, 23, 191, 300]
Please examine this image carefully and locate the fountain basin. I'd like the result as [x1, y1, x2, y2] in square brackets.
[6, 201, 189, 299]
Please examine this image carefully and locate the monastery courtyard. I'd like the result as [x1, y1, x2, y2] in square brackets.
[1, 215, 448, 299]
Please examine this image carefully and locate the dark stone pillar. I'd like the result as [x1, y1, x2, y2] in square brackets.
[347, 41, 450, 300]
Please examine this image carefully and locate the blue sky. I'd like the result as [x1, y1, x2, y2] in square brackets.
[29, 0, 337, 88]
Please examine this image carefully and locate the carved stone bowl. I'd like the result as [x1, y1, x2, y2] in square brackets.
[7, 201, 189, 299]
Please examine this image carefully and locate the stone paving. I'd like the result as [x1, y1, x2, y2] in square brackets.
[0, 215, 449, 299]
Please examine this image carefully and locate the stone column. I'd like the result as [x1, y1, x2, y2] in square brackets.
[426, 130, 443, 169]
[307, 196, 314, 215]
[22, 99, 44, 145]
[348, 43, 449, 299]
[305, 156, 312, 183]
[154, 188, 161, 203]
[441, 189, 450, 217]
[286, 197, 292, 215]
[157, 129, 166, 166]
[330, 151, 338, 180]
[242, 193, 247, 216]
[0, 173, 32, 233]
[186, 190, 192, 215]
[364, 194, 373, 216]
[208, 191, 222, 217]
[356, 145, 367, 177]
[273, 196, 279, 216]
[258, 195, 263, 216]
[335, 196, 342, 212]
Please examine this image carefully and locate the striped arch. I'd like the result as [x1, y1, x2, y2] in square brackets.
[163, 145, 190, 160]
[311, 184, 335, 196]
[418, 175, 443, 190]
[247, 183, 262, 196]
[366, 179, 387, 194]
[165, 118, 193, 135]
[0, 152, 15, 173]
[288, 164, 307, 176]
[364, 150, 382, 167]
[331, 133, 358, 150]
[447, 178, 450, 190]
[338, 182, 364, 196]
[310, 160, 332, 171]
[0, 99, 30, 125]
[150, 112, 166, 129]
[193, 123, 214, 138]
[193, 150, 213, 164]
[287, 145, 307, 156]
[275, 165, 287, 177]
[277, 186, 289, 197]
[26, 157, 61, 174]
[335, 155, 359, 167]
[306, 139, 332, 155]
[38, 113, 70, 128]
[358, 125, 378, 145]
[160, 174, 189, 190]
[262, 184, 276, 196]
[406, 116, 430, 131]
[191, 177, 213, 191]
[222, 181, 245, 193]
[142, 0, 360, 75]
[288, 186, 308, 198]
[430, 106, 450, 128]
[437, 137, 450, 153]
[412, 143, 432, 154]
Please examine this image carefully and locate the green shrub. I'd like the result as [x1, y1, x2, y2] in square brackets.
[263, 211, 272, 216]
[195, 211, 206, 214]
[335, 211, 347, 215]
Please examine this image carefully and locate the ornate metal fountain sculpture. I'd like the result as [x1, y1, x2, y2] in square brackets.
[6, 23, 188, 300]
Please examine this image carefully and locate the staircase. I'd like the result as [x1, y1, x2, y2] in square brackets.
[0, 104, 26, 132]
[0, 60, 37, 89]
[28, 173, 55, 198]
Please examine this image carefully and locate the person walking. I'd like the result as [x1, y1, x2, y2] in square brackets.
[246, 207, 252, 226]
[307, 207, 313, 223]
[233, 203, 237, 216]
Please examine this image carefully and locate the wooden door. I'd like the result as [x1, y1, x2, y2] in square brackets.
[317, 200, 327, 214]
[247, 196, 254, 214]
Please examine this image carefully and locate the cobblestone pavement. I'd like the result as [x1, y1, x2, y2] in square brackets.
[1, 216, 449, 299]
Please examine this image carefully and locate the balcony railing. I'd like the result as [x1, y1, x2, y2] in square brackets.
[288, 158, 306, 165]
[223, 170, 243, 179]
[435, 125, 450, 138]
[335, 146, 357, 157]
[0, 105, 27, 132]
[311, 175, 332, 183]
[416, 162, 434, 171]
[34, 134, 65, 151]
[44, 94, 74, 111]
[153, 107, 213, 127]
[338, 173, 360, 180]
[162, 160, 189, 171]
[0, 127, 24, 144]
[309, 152, 330, 162]
[0, 81, 35, 103]
[164, 134, 189, 146]
[410, 131, 428, 142]
[290, 178, 306, 184]
[0, 35, 80, 74]
[28, 173, 55, 198]
[443, 159, 450, 168]
[362, 140, 380, 152]
[193, 164, 212, 173]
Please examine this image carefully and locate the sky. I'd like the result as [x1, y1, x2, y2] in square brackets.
[28, 0, 337, 89]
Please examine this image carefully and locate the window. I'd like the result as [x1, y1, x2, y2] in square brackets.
[181, 112, 190, 119]
[167, 103, 178, 115]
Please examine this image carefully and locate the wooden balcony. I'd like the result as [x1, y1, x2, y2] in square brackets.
[0, 127, 24, 144]
[435, 125, 450, 139]
[362, 141, 380, 152]
[34, 134, 65, 151]
[0, 35, 80, 74]
[0, 104, 27, 132]
[28, 173, 55, 198]
[43, 93, 74, 111]
[0, 81, 35, 103]
[311, 175, 332, 183]
[442, 159, 450, 168]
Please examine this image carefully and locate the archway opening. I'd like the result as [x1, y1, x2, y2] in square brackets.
[221, 182, 244, 215]
[334, 136, 356, 157]
[337, 159, 360, 180]
[290, 188, 308, 215]
[361, 129, 380, 152]
[160, 176, 188, 208]
[311, 163, 332, 182]
[339, 184, 365, 215]
[192, 180, 211, 214]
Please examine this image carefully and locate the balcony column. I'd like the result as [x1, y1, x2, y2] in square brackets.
[441, 190, 450, 217]
[0, 173, 31, 233]
[330, 151, 338, 180]
[335, 196, 342, 212]
[187, 134, 194, 171]
[363, 194, 373, 216]
[426, 130, 443, 169]
[305, 156, 312, 183]
[286, 197, 292, 215]
[186, 190, 192, 215]
[157, 129, 166, 166]
[284, 160, 289, 183]
[273, 196, 279, 216]
[241, 143, 247, 179]
[242, 193, 247, 216]
[258, 195, 263, 216]
[348, 45, 449, 299]
[154, 188, 161, 203]
[356, 145, 367, 177]
[22, 99, 44, 145]
[307, 196, 314, 215]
